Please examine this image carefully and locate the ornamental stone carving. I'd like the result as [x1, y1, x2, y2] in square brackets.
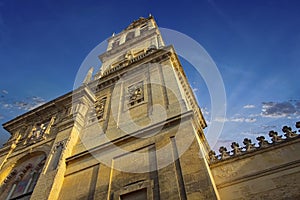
[219, 146, 230, 159]
[208, 150, 218, 162]
[231, 142, 242, 155]
[209, 122, 299, 163]
[256, 136, 269, 148]
[243, 138, 256, 152]
[282, 126, 298, 138]
[25, 117, 55, 145]
[128, 82, 144, 106]
[269, 130, 283, 143]
[296, 121, 300, 129]
[95, 97, 107, 120]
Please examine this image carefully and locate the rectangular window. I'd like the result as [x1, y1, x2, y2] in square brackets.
[140, 27, 148, 35]
[120, 188, 147, 200]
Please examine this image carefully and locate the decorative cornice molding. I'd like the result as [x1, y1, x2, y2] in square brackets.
[93, 47, 172, 93]
[65, 110, 194, 163]
[3, 92, 72, 133]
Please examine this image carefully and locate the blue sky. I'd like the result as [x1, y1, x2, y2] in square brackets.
[0, 0, 299, 150]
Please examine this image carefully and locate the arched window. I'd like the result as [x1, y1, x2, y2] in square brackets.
[0, 153, 46, 200]
[125, 31, 135, 42]
[140, 24, 148, 35]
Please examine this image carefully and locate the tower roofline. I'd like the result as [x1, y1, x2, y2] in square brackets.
[108, 15, 156, 42]
[124, 15, 154, 31]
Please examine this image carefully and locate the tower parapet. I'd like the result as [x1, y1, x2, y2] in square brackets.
[209, 121, 300, 163]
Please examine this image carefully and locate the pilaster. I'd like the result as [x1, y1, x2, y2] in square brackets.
[30, 87, 95, 200]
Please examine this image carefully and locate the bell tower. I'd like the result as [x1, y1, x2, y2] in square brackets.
[0, 16, 219, 200]
[59, 16, 219, 199]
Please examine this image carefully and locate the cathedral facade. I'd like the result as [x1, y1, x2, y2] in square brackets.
[0, 16, 299, 200]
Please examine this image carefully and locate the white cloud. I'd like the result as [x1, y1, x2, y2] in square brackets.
[0, 114, 4, 120]
[231, 117, 244, 122]
[260, 125, 277, 130]
[241, 131, 264, 137]
[201, 107, 210, 116]
[214, 117, 228, 123]
[206, 120, 211, 125]
[249, 114, 260, 117]
[192, 87, 198, 93]
[14, 97, 46, 111]
[212, 116, 257, 123]
[212, 139, 232, 150]
[28, 102, 46, 111]
[261, 101, 300, 118]
[229, 117, 256, 123]
[2, 103, 13, 109]
[243, 104, 255, 109]
[245, 118, 256, 123]
[0, 96, 47, 111]
[1, 90, 8, 94]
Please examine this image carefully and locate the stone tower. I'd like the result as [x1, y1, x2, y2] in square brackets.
[0, 16, 219, 200]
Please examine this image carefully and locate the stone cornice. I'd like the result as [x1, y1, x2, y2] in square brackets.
[169, 51, 207, 130]
[88, 46, 173, 93]
[2, 85, 96, 135]
[65, 110, 194, 163]
[2, 92, 73, 134]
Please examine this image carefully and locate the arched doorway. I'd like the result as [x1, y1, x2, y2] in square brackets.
[0, 152, 46, 200]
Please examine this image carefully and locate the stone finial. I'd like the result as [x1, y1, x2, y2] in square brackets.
[219, 146, 230, 159]
[208, 150, 218, 162]
[243, 138, 256, 151]
[282, 126, 298, 138]
[269, 130, 283, 143]
[256, 136, 269, 148]
[231, 142, 242, 155]
[82, 67, 94, 85]
[209, 121, 300, 163]
[295, 121, 300, 131]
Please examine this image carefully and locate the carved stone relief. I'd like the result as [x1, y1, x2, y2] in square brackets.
[24, 117, 55, 145]
[95, 97, 107, 120]
[127, 81, 144, 107]
[215, 165, 238, 179]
